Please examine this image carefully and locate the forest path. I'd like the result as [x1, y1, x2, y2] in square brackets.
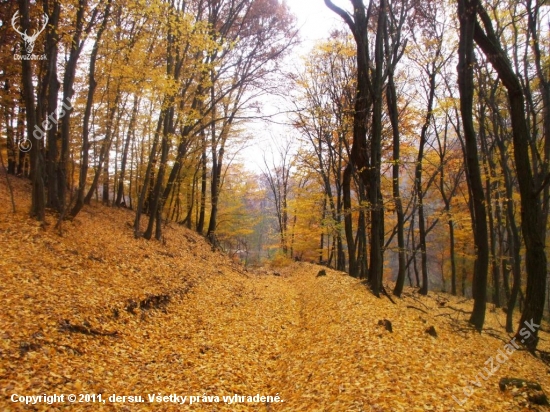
[262, 265, 395, 411]
[152, 263, 396, 411]
[169, 263, 417, 411]
[175, 263, 379, 411]
[209, 264, 546, 412]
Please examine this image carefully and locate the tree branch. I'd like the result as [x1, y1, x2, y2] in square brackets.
[324, 0, 356, 32]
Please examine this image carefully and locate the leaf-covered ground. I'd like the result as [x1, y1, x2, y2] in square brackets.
[1, 173, 550, 411]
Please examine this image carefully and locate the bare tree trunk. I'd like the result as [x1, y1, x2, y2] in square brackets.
[366, 0, 386, 297]
[83, 90, 120, 205]
[60, 0, 88, 214]
[387, 70, 406, 297]
[474, 3, 547, 350]
[115, 94, 138, 207]
[325, 0, 373, 279]
[134, 112, 164, 237]
[342, 164, 357, 277]
[144, 110, 171, 240]
[457, 0, 488, 331]
[417, 67, 438, 296]
[18, 0, 45, 220]
[43, 0, 61, 212]
[196, 139, 207, 234]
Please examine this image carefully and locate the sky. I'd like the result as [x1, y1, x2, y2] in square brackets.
[237, 0, 350, 173]
[287, 0, 348, 50]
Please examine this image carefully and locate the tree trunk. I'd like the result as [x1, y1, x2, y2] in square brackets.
[18, 0, 45, 221]
[416, 68, 437, 296]
[134, 112, 164, 237]
[367, 0, 386, 296]
[387, 70, 406, 297]
[473, 4, 547, 351]
[144, 119, 170, 240]
[43, 0, 61, 212]
[83, 90, 120, 205]
[325, 0, 372, 280]
[196, 140, 207, 234]
[60, 0, 87, 214]
[343, 164, 357, 277]
[457, 0, 488, 331]
[115, 93, 138, 207]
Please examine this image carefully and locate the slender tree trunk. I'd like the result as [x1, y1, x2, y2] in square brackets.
[448, 208, 457, 295]
[3, 90, 16, 175]
[343, 165, 357, 277]
[206, 136, 223, 243]
[367, 0, 386, 297]
[197, 139, 207, 234]
[60, 0, 87, 214]
[457, 0, 488, 330]
[417, 67, 437, 296]
[102, 141, 110, 205]
[495, 117, 523, 333]
[115, 94, 138, 207]
[474, 4, 547, 350]
[43, 0, 61, 212]
[144, 111, 171, 240]
[134, 112, 164, 237]
[387, 64, 406, 297]
[83, 90, 120, 205]
[481, 131, 500, 307]
[18, 0, 45, 220]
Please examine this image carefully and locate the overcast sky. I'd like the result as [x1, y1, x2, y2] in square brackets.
[286, 0, 348, 49]
[237, 0, 351, 173]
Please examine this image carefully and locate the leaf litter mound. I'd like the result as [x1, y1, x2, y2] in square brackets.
[1, 173, 550, 411]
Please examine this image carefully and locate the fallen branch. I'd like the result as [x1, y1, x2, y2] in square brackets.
[499, 378, 542, 391]
[59, 320, 118, 336]
[446, 306, 472, 315]
[407, 305, 429, 314]
[381, 285, 396, 304]
[499, 377, 549, 405]
[407, 295, 430, 310]
[482, 329, 510, 343]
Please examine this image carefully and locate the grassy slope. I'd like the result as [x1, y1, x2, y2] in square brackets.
[1, 172, 550, 412]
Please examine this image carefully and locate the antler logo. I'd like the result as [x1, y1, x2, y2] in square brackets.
[11, 11, 48, 54]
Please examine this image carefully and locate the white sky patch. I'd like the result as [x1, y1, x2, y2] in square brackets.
[237, 0, 350, 174]
[289, 0, 348, 48]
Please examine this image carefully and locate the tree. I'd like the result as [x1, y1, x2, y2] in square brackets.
[472, 1, 547, 350]
[17, 0, 45, 220]
[456, 0, 488, 331]
[409, 3, 445, 295]
[71, 0, 113, 217]
[262, 139, 294, 256]
[292, 32, 355, 271]
[325, 0, 388, 296]
[203, 0, 297, 243]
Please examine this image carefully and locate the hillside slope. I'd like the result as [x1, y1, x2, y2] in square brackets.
[1, 172, 550, 411]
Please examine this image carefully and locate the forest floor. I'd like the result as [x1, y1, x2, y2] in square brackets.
[2, 172, 550, 411]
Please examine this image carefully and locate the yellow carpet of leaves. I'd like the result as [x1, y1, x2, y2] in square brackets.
[1, 174, 550, 411]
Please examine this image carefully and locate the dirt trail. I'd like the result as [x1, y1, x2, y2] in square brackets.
[161, 264, 500, 411]
[187, 264, 550, 412]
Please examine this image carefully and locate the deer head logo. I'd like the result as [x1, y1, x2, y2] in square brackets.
[11, 11, 48, 54]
